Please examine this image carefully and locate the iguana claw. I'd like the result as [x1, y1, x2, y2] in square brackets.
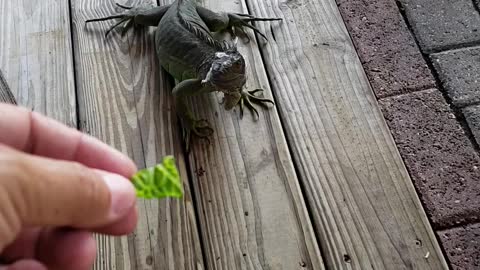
[115, 3, 133, 10]
[182, 118, 214, 152]
[85, 2, 154, 37]
[228, 13, 282, 42]
[238, 89, 275, 120]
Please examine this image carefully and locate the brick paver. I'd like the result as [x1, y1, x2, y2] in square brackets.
[438, 223, 480, 270]
[337, 0, 435, 98]
[337, 0, 480, 266]
[430, 46, 480, 107]
[379, 89, 480, 228]
[464, 105, 480, 146]
[398, 0, 480, 53]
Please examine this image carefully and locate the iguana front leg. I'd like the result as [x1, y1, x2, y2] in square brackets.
[85, 3, 171, 37]
[172, 79, 214, 151]
[196, 6, 282, 42]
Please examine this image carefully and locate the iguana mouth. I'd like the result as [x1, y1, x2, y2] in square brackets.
[203, 50, 246, 92]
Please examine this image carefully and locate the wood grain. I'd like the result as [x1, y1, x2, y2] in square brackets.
[0, 69, 17, 104]
[244, 0, 449, 269]
[160, 0, 327, 269]
[0, 0, 76, 124]
[70, 0, 204, 269]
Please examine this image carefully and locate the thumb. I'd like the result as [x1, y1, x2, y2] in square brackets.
[0, 145, 136, 248]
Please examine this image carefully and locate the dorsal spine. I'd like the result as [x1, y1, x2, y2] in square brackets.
[176, 0, 234, 51]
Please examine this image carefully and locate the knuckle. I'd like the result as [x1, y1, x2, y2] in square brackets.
[0, 153, 26, 246]
[0, 191, 21, 250]
[70, 162, 95, 190]
[0, 150, 27, 200]
[70, 162, 110, 210]
[1, 156, 38, 219]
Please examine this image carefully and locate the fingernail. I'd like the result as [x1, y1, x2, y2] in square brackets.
[102, 173, 136, 220]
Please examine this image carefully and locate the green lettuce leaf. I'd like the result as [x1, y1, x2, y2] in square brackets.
[131, 156, 183, 199]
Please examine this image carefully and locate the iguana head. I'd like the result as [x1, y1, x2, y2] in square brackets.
[206, 49, 246, 110]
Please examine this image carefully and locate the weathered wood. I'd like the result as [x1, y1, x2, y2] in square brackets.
[0, 69, 17, 104]
[71, 0, 204, 269]
[162, 0, 326, 269]
[245, 0, 449, 269]
[0, 0, 76, 124]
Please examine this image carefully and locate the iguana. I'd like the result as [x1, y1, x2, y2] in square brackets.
[86, 0, 281, 149]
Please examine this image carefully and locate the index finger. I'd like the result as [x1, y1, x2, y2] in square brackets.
[0, 103, 137, 178]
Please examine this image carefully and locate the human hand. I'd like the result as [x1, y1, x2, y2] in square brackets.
[0, 103, 138, 270]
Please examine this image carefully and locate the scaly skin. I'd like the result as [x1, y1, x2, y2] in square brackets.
[86, 0, 281, 150]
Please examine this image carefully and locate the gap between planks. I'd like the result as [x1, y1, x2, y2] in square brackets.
[71, 0, 205, 269]
[0, 0, 76, 124]
[244, 0, 450, 269]
[161, 0, 326, 268]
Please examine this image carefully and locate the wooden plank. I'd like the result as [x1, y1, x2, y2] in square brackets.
[71, 0, 205, 269]
[0, 69, 17, 104]
[244, 0, 450, 269]
[162, 0, 326, 269]
[0, 0, 76, 124]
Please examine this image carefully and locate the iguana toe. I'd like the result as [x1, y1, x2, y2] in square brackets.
[228, 13, 282, 41]
[85, 2, 155, 37]
[238, 89, 275, 120]
[116, 2, 133, 10]
[182, 118, 214, 152]
[192, 120, 214, 137]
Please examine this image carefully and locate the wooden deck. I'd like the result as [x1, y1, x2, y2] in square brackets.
[0, 0, 449, 269]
